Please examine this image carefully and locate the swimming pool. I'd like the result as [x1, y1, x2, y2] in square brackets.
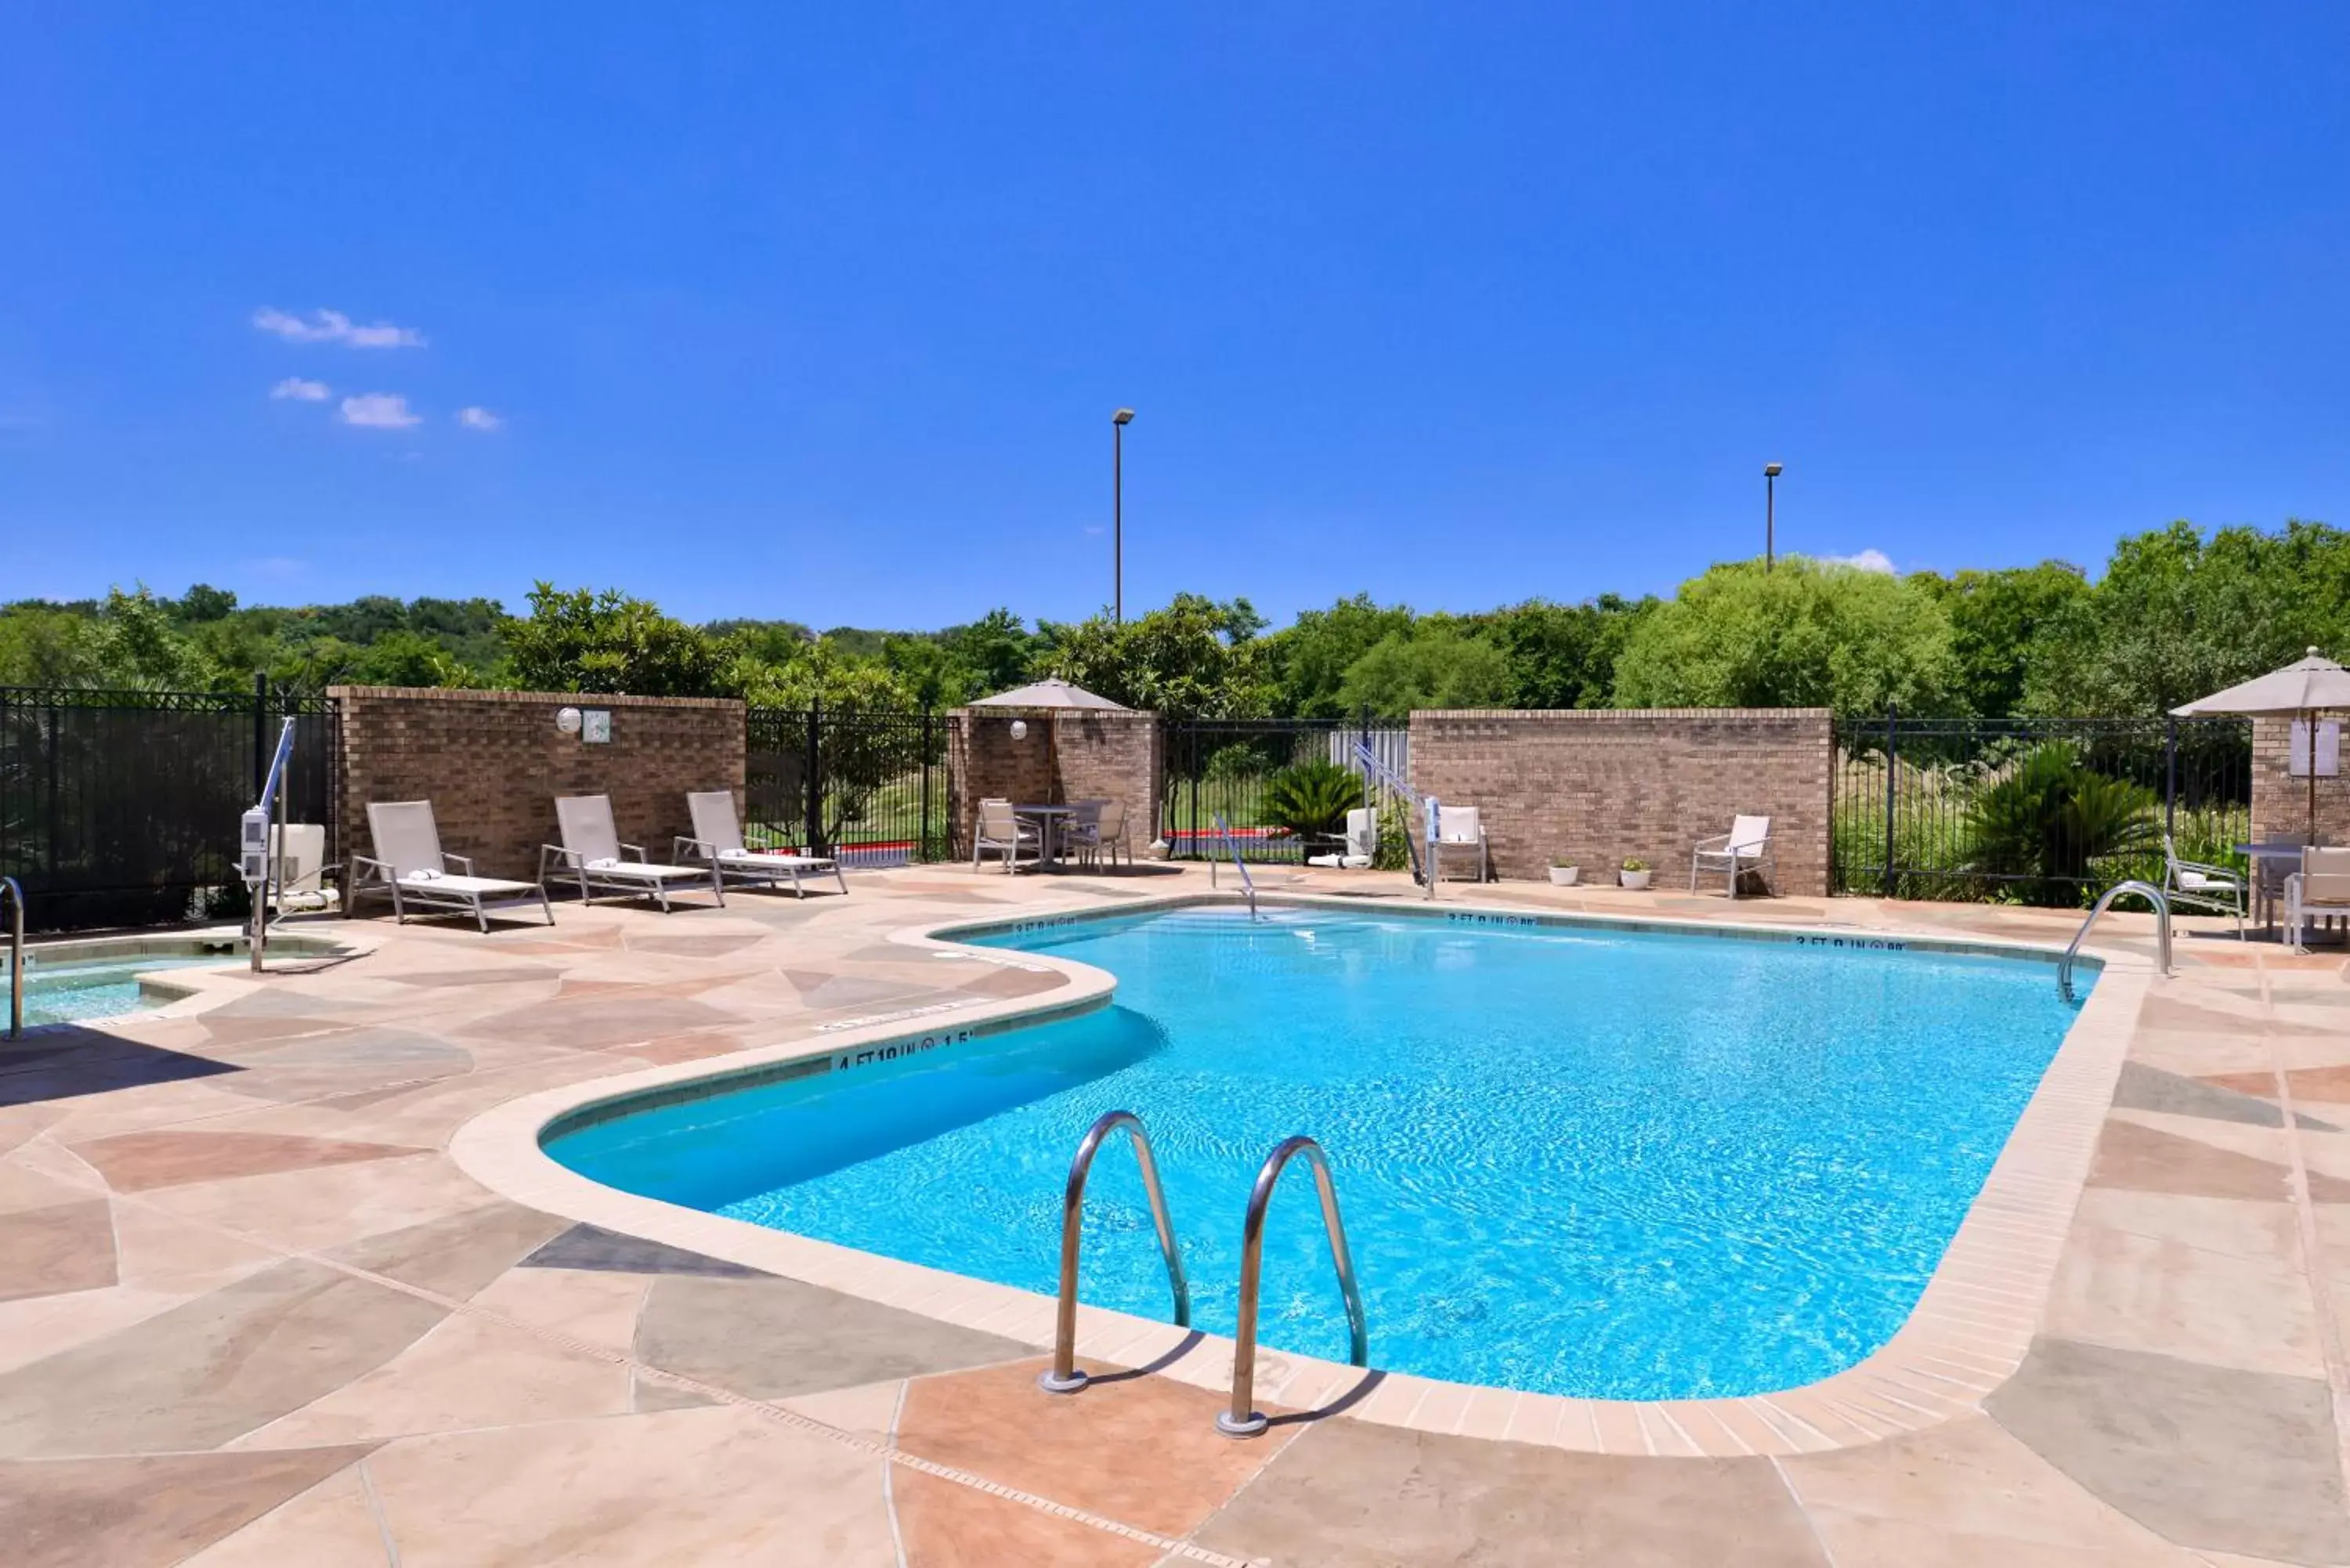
[548, 903, 2088, 1400]
[4, 954, 232, 1027]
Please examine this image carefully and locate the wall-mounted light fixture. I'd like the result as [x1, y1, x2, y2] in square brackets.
[1009, 719, 1029, 742]
[555, 706, 583, 735]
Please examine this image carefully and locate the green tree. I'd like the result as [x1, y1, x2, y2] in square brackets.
[1038, 594, 1272, 719]
[350, 630, 477, 688]
[1337, 624, 1515, 715]
[1264, 595, 1417, 718]
[2022, 520, 2350, 716]
[1911, 562, 2088, 719]
[0, 605, 104, 686]
[1473, 595, 1650, 710]
[1611, 558, 1960, 720]
[501, 583, 725, 695]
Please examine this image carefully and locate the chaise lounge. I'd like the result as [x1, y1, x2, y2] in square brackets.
[541, 794, 725, 912]
[352, 800, 555, 933]
[674, 789, 847, 898]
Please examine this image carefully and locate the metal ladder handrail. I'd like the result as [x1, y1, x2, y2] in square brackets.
[2, 876, 22, 1039]
[1350, 739, 1427, 889]
[2059, 879, 2171, 1003]
[1209, 812, 1260, 921]
[1038, 1110, 1191, 1395]
[1217, 1134, 1368, 1437]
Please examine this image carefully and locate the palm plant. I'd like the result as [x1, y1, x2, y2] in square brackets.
[1965, 743, 2159, 906]
[1262, 759, 1367, 844]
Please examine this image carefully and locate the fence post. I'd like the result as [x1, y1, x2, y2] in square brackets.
[1882, 704, 1899, 900]
[804, 701, 824, 857]
[2164, 715, 2178, 839]
[252, 670, 269, 797]
[920, 705, 935, 863]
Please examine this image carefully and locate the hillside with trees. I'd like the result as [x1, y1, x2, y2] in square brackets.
[5, 518, 2343, 721]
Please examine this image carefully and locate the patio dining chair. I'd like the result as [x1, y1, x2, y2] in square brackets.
[2160, 834, 2245, 937]
[674, 790, 847, 898]
[540, 795, 725, 912]
[972, 798, 1038, 874]
[2287, 847, 2350, 952]
[1059, 800, 1107, 869]
[1691, 815, 1774, 898]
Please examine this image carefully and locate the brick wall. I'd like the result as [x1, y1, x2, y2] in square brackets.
[947, 708, 1162, 857]
[2251, 715, 2350, 844]
[1408, 708, 1835, 894]
[333, 687, 746, 880]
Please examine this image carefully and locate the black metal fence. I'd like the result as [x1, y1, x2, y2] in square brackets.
[1830, 712, 2253, 905]
[1162, 718, 1409, 862]
[745, 706, 948, 867]
[0, 682, 340, 932]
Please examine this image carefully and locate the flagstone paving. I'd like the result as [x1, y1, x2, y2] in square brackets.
[0, 862, 2342, 1564]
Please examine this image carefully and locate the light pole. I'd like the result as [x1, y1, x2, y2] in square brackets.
[1763, 461, 1783, 572]
[1113, 409, 1134, 622]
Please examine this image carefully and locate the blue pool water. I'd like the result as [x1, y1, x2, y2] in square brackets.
[5, 956, 226, 1027]
[548, 906, 2085, 1400]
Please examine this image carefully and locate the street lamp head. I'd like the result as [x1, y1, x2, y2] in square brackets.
[1763, 462, 1783, 478]
[1112, 408, 1135, 425]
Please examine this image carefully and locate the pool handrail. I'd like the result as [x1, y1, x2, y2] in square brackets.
[1209, 812, 1260, 921]
[2059, 879, 2170, 1003]
[1217, 1134, 1368, 1437]
[1038, 1109, 1191, 1395]
[2, 876, 20, 1039]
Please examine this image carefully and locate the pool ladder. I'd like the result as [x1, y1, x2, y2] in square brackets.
[1207, 813, 1261, 921]
[2059, 880, 2171, 1003]
[1038, 1111, 1370, 1437]
[2, 876, 21, 1039]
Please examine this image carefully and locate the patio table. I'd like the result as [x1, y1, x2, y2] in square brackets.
[1016, 804, 1075, 870]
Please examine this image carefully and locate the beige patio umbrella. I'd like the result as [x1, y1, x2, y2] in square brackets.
[971, 679, 1130, 804]
[2171, 648, 2350, 840]
[970, 678, 1130, 710]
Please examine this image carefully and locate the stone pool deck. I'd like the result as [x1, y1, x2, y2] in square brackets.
[0, 863, 2344, 1566]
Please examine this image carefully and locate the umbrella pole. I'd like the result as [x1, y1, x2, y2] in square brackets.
[2312, 707, 2321, 842]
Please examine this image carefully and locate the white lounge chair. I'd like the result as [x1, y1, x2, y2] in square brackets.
[2160, 834, 2246, 937]
[1431, 804, 1491, 882]
[673, 790, 846, 898]
[972, 797, 1038, 874]
[2286, 847, 2350, 952]
[1306, 807, 1378, 869]
[540, 795, 725, 912]
[352, 800, 554, 933]
[1691, 815, 1774, 898]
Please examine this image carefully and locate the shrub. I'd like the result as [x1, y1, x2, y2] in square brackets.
[1965, 744, 2158, 906]
[1263, 760, 1367, 842]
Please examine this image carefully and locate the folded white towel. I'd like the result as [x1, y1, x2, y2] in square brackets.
[587, 857, 621, 871]
[406, 869, 441, 882]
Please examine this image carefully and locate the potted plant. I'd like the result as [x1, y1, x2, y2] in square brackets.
[1548, 857, 1580, 887]
[1618, 856, 1652, 891]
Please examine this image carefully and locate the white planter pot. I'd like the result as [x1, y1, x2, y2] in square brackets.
[1618, 869, 1652, 891]
[1148, 839, 1173, 861]
[1548, 866, 1580, 886]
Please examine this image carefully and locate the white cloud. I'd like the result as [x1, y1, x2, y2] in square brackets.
[1823, 548, 1897, 575]
[269, 377, 330, 402]
[454, 405, 502, 432]
[338, 392, 421, 429]
[252, 307, 425, 349]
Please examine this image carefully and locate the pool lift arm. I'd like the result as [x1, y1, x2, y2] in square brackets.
[1349, 739, 1438, 898]
[241, 717, 298, 973]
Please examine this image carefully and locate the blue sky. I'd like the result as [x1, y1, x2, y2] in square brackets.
[5, 3, 2347, 629]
